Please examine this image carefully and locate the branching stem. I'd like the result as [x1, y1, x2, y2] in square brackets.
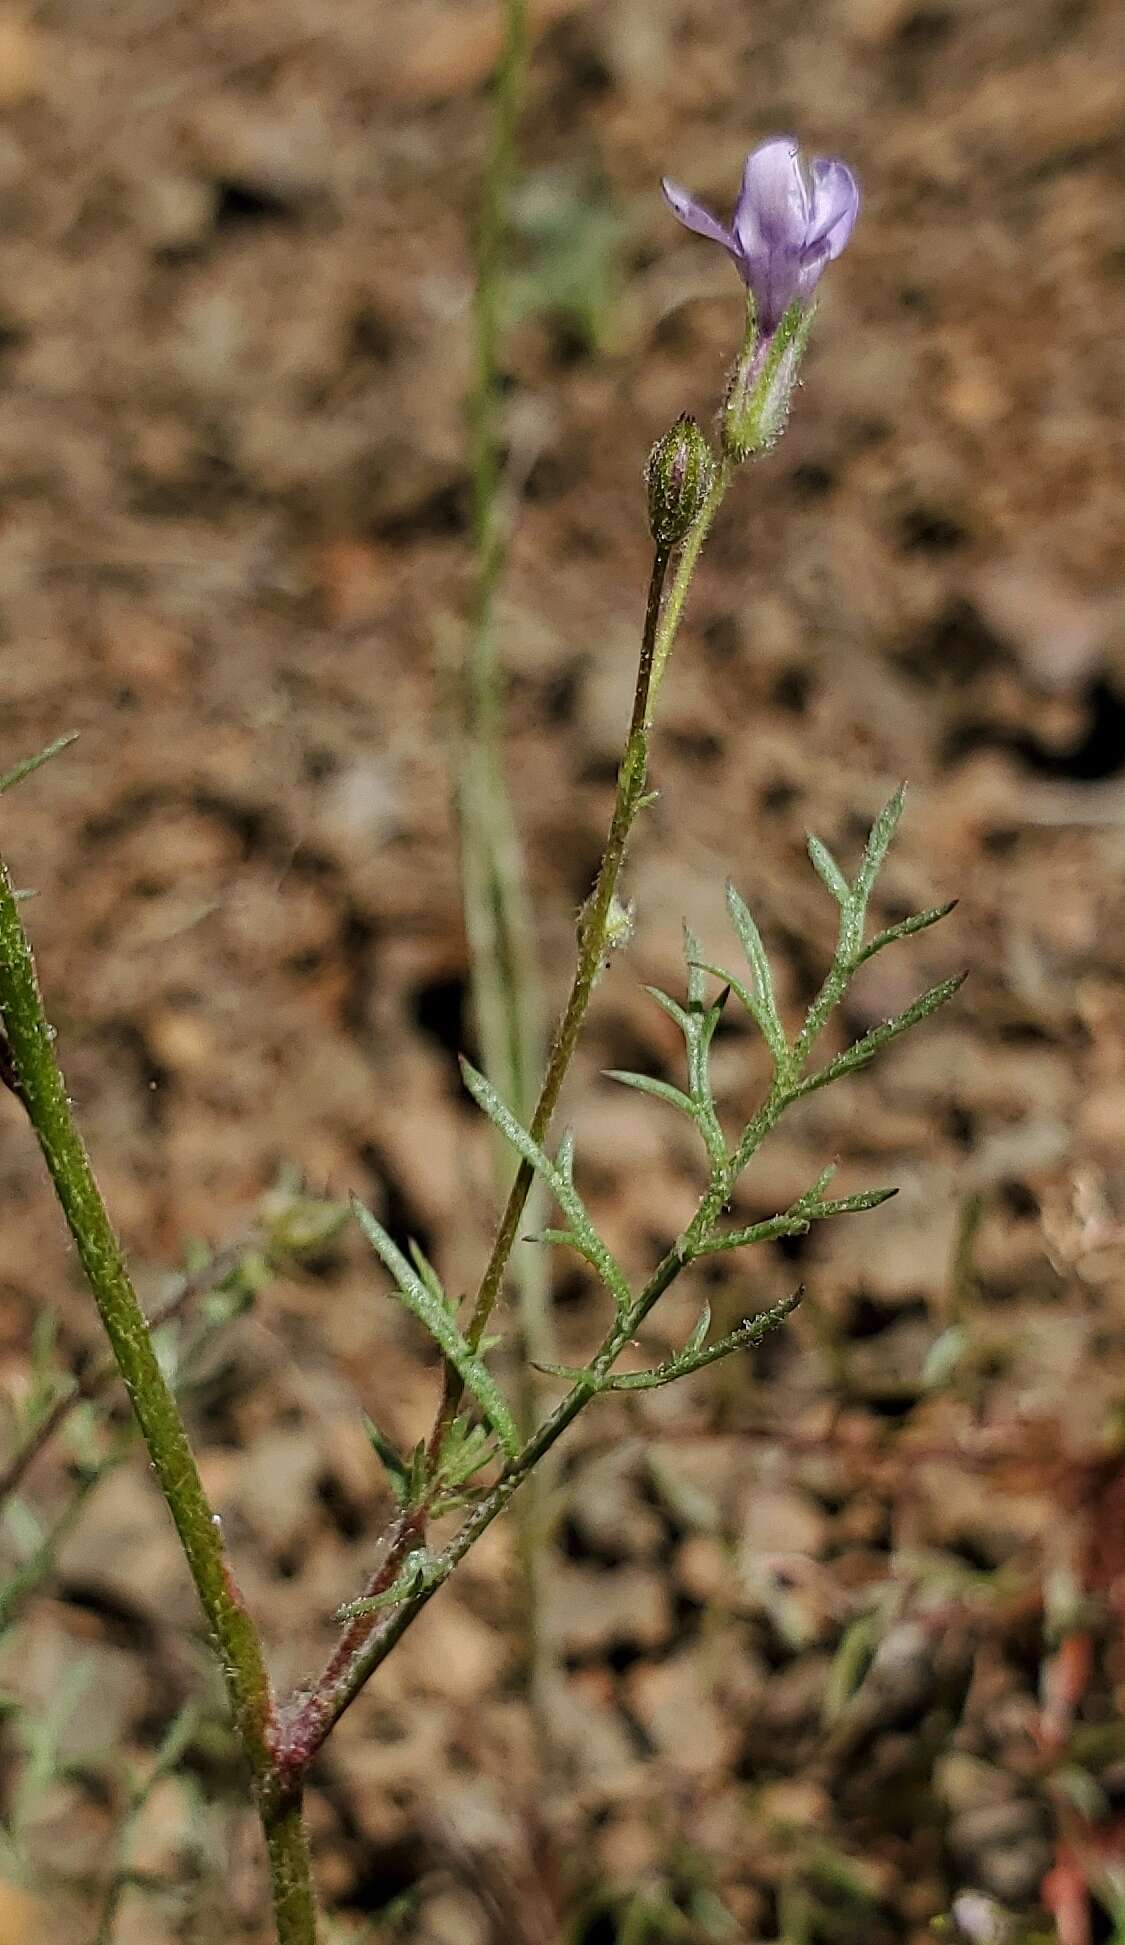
[288, 426, 741, 1763]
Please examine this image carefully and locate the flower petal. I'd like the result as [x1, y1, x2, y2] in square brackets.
[732, 137, 810, 257]
[794, 240, 832, 308]
[806, 158, 860, 259]
[661, 177, 735, 250]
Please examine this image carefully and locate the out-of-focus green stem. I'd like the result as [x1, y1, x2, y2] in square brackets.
[457, 0, 558, 1715]
[0, 859, 317, 1944]
[0, 1236, 253, 1509]
[459, 0, 549, 1383]
[0, 1450, 124, 1632]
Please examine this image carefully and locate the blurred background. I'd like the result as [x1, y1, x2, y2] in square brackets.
[1, 0, 1124, 1939]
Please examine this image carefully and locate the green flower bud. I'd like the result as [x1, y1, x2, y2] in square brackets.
[645, 414, 714, 547]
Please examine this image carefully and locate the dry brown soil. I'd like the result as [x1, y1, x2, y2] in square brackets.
[1, 0, 1124, 1939]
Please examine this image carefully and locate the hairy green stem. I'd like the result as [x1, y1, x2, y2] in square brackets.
[0, 860, 316, 1943]
[264, 1797, 319, 1945]
[461, 538, 671, 1355]
[650, 455, 733, 694]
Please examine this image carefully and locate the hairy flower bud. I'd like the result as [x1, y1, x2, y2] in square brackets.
[722, 299, 815, 461]
[645, 414, 714, 547]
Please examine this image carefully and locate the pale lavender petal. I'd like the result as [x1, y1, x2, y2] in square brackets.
[807, 158, 860, 258]
[755, 250, 806, 332]
[732, 136, 809, 258]
[659, 139, 858, 330]
[794, 240, 832, 307]
[661, 177, 735, 250]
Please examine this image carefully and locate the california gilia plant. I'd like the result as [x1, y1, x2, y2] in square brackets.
[0, 136, 960, 1943]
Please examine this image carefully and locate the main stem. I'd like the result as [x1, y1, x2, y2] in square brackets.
[0, 864, 317, 1944]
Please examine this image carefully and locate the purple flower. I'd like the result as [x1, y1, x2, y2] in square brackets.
[662, 137, 859, 333]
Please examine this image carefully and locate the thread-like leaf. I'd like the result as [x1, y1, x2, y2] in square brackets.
[608, 1292, 800, 1389]
[695, 1213, 811, 1256]
[684, 1301, 711, 1361]
[529, 1223, 633, 1293]
[856, 900, 958, 967]
[676, 937, 724, 1123]
[362, 1414, 411, 1504]
[689, 960, 756, 1025]
[683, 923, 706, 1009]
[527, 1225, 580, 1250]
[460, 1061, 632, 1314]
[529, 1359, 600, 1390]
[807, 834, 850, 908]
[696, 1185, 896, 1258]
[791, 973, 967, 1100]
[813, 1187, 898, 1218]
[848, 785, 907, 949]
[605, 1070, 698, 1121]
[0, 733, 78, 796]
[644, 984, 691, 1032]
[336, 1548, 433, 1620]
[790, 1163, 838, 1213]
[408, 1239, 449, 1312]
[353, 1198, 520, 1458]
[725, 884, 788, 1066]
